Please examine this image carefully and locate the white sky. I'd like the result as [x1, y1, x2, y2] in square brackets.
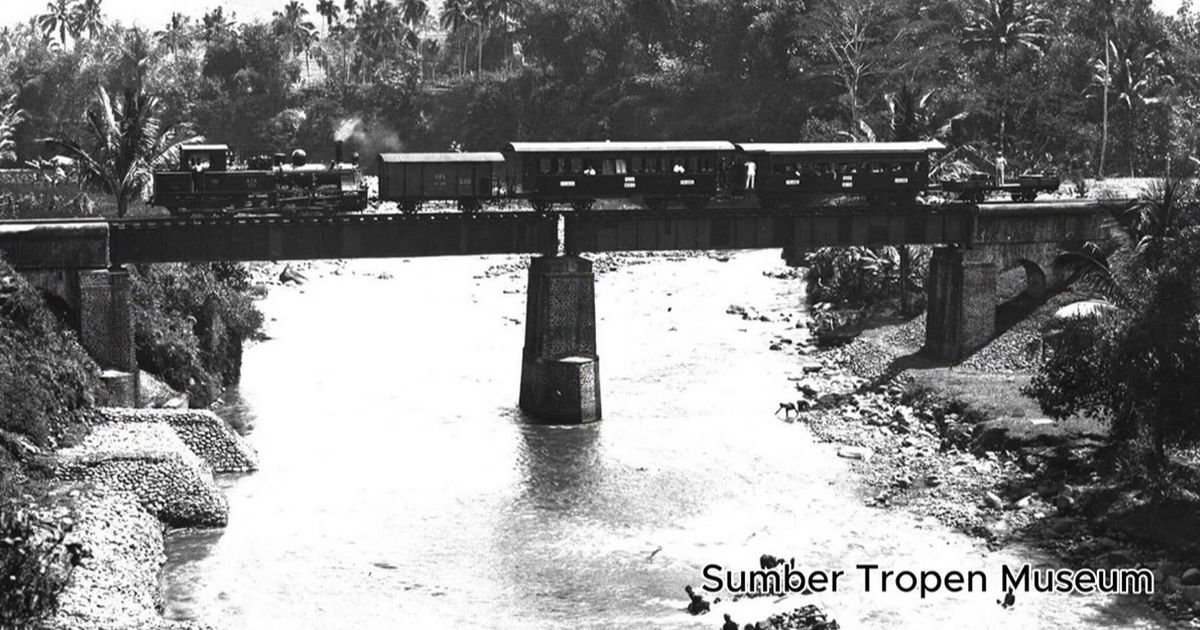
[0, 0, 1188, 30]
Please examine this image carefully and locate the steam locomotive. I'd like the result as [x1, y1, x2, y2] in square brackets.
[151, 141, 368, 214]
[376, 140, 1060, 214]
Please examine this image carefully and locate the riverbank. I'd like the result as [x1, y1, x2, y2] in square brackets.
[747, 275, 1200, 626]
[43, 408, 257, 629]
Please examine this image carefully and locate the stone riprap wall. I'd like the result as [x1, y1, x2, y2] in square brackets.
[44, 490, 210, 630]
[95, 407, 259, 473]
[57, 422, 229, 527]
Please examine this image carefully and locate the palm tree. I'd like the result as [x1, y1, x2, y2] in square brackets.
[201, 7, 232, 43]
[962, 0, 1051, 151]
[43, 87, 201, 216]
[273, 1, 318, 69]
[356, 0, 406, 77]
[156, 13, 192, 56]
[316, 0, 341, 32]
[1109, 43, 1171, 177]
[37, 0, 77, 47]
[401, 0, 428, 50]
[0, 96, 26, 164]
[343, 0, 360, 24]
[72, 0, 104, 41]
[489, 0, 522, 70]
[467, 0, 489, 74]
[440, 0, 471, 77]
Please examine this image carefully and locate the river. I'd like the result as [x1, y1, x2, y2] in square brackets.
[161, 251, 1162, 629]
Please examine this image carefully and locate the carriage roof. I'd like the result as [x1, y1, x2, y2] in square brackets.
[737, 141, 945, 155]
[379, 152, 506, 163]
[505, 141, 737, 153]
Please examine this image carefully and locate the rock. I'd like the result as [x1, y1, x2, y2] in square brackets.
[769, 343, 783, 351]
[801, 362, 823, 374]
[726, 304, 746, 316]
[278, 264, 307, 284]
[838, 446, 873, 461]
[1013, 494, 1034, 509]
[984, 491, 1005, 510]
[1183, 568, 1200, 586]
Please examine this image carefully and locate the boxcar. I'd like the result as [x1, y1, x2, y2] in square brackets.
[737, 141, 944, 207]
[377, 152, 506, 214]
[503, 141, 739, 212]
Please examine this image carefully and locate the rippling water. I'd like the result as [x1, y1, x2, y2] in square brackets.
[161, 252, 1163, 629]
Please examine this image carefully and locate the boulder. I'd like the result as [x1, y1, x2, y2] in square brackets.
[837, 446, 873, 461]
[1182, 568, 1200, 586]
[984, 491, 1005, 510]
[278, 264, 308, 284]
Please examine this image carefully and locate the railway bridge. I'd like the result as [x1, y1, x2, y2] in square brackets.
[0, 200, 1120, 423]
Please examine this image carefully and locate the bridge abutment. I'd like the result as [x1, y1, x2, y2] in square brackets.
[518, 256, 601, 424]
[79, 268, 139, 406]
[925, 247, 997, 361]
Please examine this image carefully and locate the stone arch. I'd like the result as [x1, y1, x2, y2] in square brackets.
[995, 258, 1048, 332]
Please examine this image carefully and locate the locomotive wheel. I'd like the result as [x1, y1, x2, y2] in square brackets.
[571, 199, 595, 212]
[531, 200, 552, 215]
[400, 201, 420, 215]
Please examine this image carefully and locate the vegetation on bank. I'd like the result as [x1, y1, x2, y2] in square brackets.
[0, 256, 98, 628]
[1026, 178, 1200, 475]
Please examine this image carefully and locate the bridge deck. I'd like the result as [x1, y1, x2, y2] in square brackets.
[0, 199, 1128, 268]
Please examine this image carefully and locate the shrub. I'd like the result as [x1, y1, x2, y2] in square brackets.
[130, 263, 264, 406]
[0, 492, 84, 628]
[0, 259, 100, 447]
[804, 245, 928, 310]
[1025, 226, 1200, 468]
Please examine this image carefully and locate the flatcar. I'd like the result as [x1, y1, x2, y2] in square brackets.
[737, 141, 943, 207]
[940, 170, 1060, 203]
[377, 152, 505, 214]
[151, 142, 368, 215]
[501, 141, 739, 212]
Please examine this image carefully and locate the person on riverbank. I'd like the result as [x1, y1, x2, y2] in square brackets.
[722, 612, 739, 630]
[684, 585, 711, 614]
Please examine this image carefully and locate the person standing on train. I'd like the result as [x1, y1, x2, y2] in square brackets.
[744, 160, 757, 190]
[995, 152, 1008, 186]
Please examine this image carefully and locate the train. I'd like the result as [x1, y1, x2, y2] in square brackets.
[151, 141, 369, 214]
[150, 139, 1059, 216]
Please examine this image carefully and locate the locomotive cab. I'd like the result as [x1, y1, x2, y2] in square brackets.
[179, 144, 230, 172]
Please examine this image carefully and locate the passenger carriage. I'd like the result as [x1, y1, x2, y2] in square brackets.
[503, 141, 739, 212]
[736, 141, 944, 208]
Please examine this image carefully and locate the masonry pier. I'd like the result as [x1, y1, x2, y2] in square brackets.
[924, 246, 997, 361]
[79, 268, 140, 405]
[518, 256, 601, 424]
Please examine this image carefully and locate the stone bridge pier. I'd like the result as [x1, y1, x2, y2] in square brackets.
[924, 242, 1068, 361]
[518, 255, 601, 424]
[21, 266, 139, 406]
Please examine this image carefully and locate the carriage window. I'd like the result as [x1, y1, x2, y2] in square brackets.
[539, 157, 551, 174]
[602, 159, 615, 175]
[615, 159, 627, 174]
[568, 157, 580, 174]
[688, 157, 699, 172]
[870, 162, 884, 174]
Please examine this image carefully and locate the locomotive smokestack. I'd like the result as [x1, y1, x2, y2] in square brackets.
[334, 140, 344, 164]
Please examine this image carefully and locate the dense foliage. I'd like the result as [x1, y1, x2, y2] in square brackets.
[1025, 181, 1200, 468]
[0, 0, 1194, 178]
[130, 263, 264, 407]
[0, 258, 99, 448]
[805, 245, 928, 310]
[0, 256, 97, 627]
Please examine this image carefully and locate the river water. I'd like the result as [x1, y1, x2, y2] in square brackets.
[161, 251, 1162, 629]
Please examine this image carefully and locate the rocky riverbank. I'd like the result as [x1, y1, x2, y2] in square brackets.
[745, 269, 1200, 626]
[42, 408, 256, 629]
